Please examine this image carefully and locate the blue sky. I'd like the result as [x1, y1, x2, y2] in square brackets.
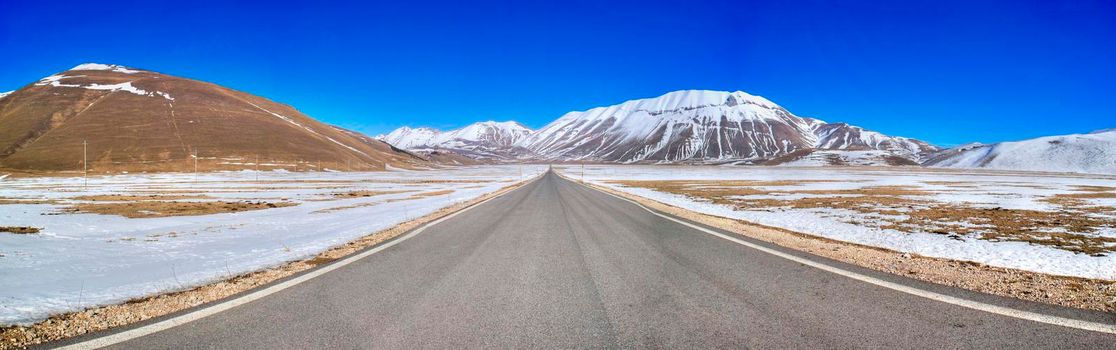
[1, 0, 1113, 146]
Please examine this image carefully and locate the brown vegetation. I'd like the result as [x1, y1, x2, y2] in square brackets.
[0, 226, 40, 234]
[331, 190, 412, 198]
[583, 179, 1116, 315]
[0, 177, 533, 350]
[0, 66, 426, 173]
[65, 200, 297, 218]
[611, 180, 1116, 255]
[73, 194, 210, 201]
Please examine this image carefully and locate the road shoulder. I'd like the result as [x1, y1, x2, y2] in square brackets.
[3, 174, 542, 350]
[563, 172, 1116, 317]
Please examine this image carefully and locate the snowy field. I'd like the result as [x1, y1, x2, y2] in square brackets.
[0, 166, 544, 325]
[567, 165, 1116, 281]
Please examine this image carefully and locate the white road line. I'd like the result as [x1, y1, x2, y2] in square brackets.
[53, 177, 538, 350]
[579, 178, 1116, 335]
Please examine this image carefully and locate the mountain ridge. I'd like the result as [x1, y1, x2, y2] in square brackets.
[926, 129, 1116, 174]
[377, 120, 534, 161]
[382, 90, 939, 165]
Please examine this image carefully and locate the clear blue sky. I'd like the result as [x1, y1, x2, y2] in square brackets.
[1, 0, 1113, 146]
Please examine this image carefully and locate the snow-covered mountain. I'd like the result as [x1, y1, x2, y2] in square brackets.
[0, 91, 11, 100]
[925, 129, 1116, 174]
[378, 121, 533, 160]
[378, 126, 441, 149]
[516, 90, 937, 164]
[810, 123, 938, 163]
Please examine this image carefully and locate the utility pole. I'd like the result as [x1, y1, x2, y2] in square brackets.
[581, 163, 585, 182]
[193, 149, 198, 181]
[82, 140, 88, 189]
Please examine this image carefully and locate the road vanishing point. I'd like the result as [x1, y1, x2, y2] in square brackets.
[51, 171, 1116, 349]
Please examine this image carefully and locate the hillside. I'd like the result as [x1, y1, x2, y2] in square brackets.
[0, 64, 423, 173]
[925, 129, 1116, 174]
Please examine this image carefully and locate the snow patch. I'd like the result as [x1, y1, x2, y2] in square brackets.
[930, 129, 1116, 174]
[0, 166, 546, 325]
[35, 74, 172, 101]
[379, 121, 533, 158]
[70, 63, 141, 74]
[573, 165, 1116, 280]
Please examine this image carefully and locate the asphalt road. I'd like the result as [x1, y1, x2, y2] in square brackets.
[60, 171, 1115, 349]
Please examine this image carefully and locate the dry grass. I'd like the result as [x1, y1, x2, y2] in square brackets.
[408, 189, 455, 198]
[0, 177, 534, 350]
[0, 198, 57, 205]
[880, 206, 1116, 255]
[614, 180, 1116, 255]
[0, 226, 40, 234]
[1042, 191, 1116, 208]
[1071, 185, 1116, 192]
[331, 189, 412, 198]
[582, 179, 1116, 315]
[65, 201, 298, 218]
[72, 194, 211, 201]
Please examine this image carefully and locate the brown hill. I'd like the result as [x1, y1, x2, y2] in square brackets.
[0, 63, 424, 173]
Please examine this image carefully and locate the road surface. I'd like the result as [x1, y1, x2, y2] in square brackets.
[55, 171, 1115, 349]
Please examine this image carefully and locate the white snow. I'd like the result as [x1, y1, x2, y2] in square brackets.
[513, 90, 935, 163]
[517, 90, 796, 162]
[34, 74, 172, 101]
[69, 63, 141, 74]
[378, 126, 441, 149]
[810, 123, 935, 162]
[930, 129, 1116, 174]
[569, 165, 1116, 281]
[379, 121, 533, 159]
[0, 90, 11, 100]
[0, 166, 545, 325]
[378, 90, 936, 164]
[778, 150, 901, 166]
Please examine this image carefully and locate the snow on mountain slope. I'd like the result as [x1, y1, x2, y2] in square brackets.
[926, 129, 1116, 174]
[517, 90, 936, 164]
[378, 126, 441, 149]
[0, 63, 424, 172]
[0, 91, 12, 100]
[811, 123, 938, 162]
[378, 121, 533, 160]
[438, 121, 532, 148]
[518, 90, 815, 162]
[773, 150, 919, 167]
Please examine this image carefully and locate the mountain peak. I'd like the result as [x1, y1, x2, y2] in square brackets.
[469, 120, 532, 131]
[68, 63, 143, 74]
[608, 90, 778, 114]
